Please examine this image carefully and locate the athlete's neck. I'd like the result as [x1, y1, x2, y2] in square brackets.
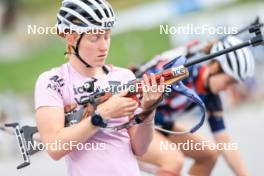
[69, 55, 105, 78]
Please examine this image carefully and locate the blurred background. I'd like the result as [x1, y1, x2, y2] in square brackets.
[0, 0, 264, 175]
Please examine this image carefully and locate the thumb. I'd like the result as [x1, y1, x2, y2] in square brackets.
[128, 115, 135, 120]
[117, 89, 129, 97]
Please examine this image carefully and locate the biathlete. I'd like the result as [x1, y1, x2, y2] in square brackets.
[136, 36, 254, 176]
[35, 1, 165, 176]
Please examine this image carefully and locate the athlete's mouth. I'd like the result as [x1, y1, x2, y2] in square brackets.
[98, 54, 107, 58]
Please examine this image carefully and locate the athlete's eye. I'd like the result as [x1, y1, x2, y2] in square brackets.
[89, 35, 100, 42]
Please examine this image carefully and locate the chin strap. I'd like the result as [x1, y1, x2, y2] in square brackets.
[65, 33, 91, 67]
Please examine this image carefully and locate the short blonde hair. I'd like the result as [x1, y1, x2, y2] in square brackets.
[63, 19, 82, 59]
[65, 44, 73, 59]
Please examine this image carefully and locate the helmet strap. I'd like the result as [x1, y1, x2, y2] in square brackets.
[71, 33, 92, 67]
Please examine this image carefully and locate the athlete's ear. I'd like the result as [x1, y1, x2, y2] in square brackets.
[65, 33, 79, 46]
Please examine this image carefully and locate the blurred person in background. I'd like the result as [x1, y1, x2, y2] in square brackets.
[135, 36, 254, 176]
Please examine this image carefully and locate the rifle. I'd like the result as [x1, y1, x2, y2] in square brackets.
[187, 16, 262, 56]
[1, 18, 263, 170]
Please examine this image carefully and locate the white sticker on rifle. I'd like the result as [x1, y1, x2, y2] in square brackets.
[172, 65, 186, 76]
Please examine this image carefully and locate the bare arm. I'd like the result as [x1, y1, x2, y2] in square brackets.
[36, 107, 98, 160]
[36, 90, 142, 161]
[129, 74, 164, 156]
[128, 110, 155, 156]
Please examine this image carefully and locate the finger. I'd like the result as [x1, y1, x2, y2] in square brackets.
[141, 88, 149, 101]
[124, 111, 137, 118]
[125, 103, 138, 112]
[117, 89, 129, 97]
[142, 74, 151, 97]
[160, 76, 165, 85]
[128, 115, 135, 120]
[150, 73, 157, 86]
[143, 74, 150, 87]
[123, 112, 135, 117]
[158, 76, 165, 92]
[64, 104, 77, 113]
[123, 100, 138, 108]
[149, 73, 159, 95]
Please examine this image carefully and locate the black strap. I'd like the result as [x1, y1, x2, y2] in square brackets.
[65, 34, 111, 72]
[72, 34, 91, 67]
[102, 65, 109, 74]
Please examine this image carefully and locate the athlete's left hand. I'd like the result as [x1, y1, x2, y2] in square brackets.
[140, 73, 165, 112]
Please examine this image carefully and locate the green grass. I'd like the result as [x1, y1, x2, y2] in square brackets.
[0, 26, 170, 93]
[108, 27, 171, 66]
[0, 40, 66, 93]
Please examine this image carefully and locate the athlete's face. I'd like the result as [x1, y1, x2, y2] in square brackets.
[207, 61, 237, 93]
[68, 30, 111, 67]
[208, 73, 236, 94]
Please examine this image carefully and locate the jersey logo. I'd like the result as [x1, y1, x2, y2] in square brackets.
[46, 75, 64, 96]
[49, 75, 64, 87]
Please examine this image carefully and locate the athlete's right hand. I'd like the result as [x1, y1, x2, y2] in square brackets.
[96, 90, 138, 119]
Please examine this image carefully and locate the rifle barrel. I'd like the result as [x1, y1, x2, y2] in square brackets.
[184, 41, 250, 67]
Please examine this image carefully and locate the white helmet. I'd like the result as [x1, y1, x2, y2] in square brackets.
[211, 36, 255, 82]
[56, 0, 116, 67]
[57, 0, 116, 36]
